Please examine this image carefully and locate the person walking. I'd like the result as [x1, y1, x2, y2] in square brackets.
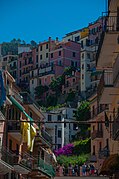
[82, 163, 86, 176]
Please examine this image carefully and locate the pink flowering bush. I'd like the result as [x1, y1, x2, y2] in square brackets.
[54, 143, 74, 156]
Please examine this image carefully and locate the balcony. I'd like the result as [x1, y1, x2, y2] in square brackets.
[113, 113, 119, 140]
[7, 121, 21, 141]
[98, 146, 110, 159]
[91, 130, 103, 140]
[35, 130, 52, 148]
[90, 106, 106, 119]
[97, 69, 113, 101]
[106, 15, 119, 32]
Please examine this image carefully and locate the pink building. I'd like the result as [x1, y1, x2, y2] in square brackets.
[88, 17, 104, 46]
[49, 41, 80, 76]
[17, 51, 34, 90]
[62, 70, 80, 94]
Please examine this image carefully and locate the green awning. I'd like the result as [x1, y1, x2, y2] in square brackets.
[9, 96, 33, 122]
[9, 96, 24, 112]
[23, 111, 33, 122]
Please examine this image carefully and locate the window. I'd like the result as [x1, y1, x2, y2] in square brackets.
[87, 53, 90, 59]
[48, 115, 52, 121]
[40, 46, 42, 51]
[99, 142, 102, 151]
[75, 36, 80, 42]
[9, 139, 12, 151]
[58, 144, 61, 149]
[57, 115, 61, 121]
[46, 53, 48, 58]
[29, 111, 32, 118]
[16, 144, 19, 155]
[73, 123, 77, 130]
[59, 51, 61, 56]
[32, 80, 34, 84]
[86, 39, 90, 46]
[51, 53, 53, 58]
[82, 53, 84, 59]
[93, 125, 95, 131]
[25, 59, 27, 65]
[20, 70, 21, 77]
[58, 130, 61, 138]
[73, 52, 76, 57]
[71, 61, 74, 67]
[40, 55, 42, 60]
[36, 55, 38, 63]
[81, 41, 84, 48]
[82, 74, 84, 79]
[75, 61, 77, 67]
[73, 78, 75, 83]
[19, 61, 21, 68]
[46, 44, 48, 49]
[93, 145, 95, 155]
[82, 64, 84, 69]
[68, 39, 70, 41]
[58, 60, 62, 66]
[32, 71, 34, 77]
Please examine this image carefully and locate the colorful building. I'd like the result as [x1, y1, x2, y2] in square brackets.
[89, 0, 119, 175]
[0, 70, 56, 178]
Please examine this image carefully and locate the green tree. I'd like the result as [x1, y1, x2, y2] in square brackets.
[75, 101, 90, 137]
[50, 76, 65, 94]
[65, 91, 75, 102]
[35, 85, 49, 97]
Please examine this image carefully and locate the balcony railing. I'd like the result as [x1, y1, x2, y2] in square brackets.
[0, 146, 55, 177]
[35, 156, 55, 177]
[41, 130, 52, 144]
[106, 15, 119, 32]
[97, 70, 113, 101]
[91, 130, 103, 140]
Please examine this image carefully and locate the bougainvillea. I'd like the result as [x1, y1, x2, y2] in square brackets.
[54, 143, 74, 156]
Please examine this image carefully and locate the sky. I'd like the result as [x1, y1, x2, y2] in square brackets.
[0, 0, 106, 43]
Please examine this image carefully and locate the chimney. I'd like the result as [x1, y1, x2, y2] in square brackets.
[49, 37, 51, 41]
[56, 37, 58, 42]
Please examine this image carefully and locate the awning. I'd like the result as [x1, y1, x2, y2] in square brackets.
[9, 96, 25, 112]
[9, 96, 33, 122]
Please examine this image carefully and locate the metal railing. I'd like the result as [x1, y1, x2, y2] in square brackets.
[41, 130, 52, 144]
[97, 70, 113, 101]
[34, 156, 55, 177]
[0, 146, 55, 177]
[106, 15, 119, 32]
